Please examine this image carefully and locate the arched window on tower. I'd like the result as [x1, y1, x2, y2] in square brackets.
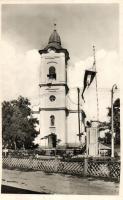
[50, 115, 55, 126]
[47, 66, 56, 80]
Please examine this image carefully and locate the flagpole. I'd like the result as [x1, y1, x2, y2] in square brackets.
[93, 46, 100, 156]
[93, 45, 99, 122]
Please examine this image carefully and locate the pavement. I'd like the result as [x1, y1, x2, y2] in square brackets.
[2, 169, 119, 195]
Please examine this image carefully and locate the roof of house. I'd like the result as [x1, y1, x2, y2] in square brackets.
[99, 143, 111, 150]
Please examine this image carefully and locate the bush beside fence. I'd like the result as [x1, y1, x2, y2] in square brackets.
[2, 157, 120, 182]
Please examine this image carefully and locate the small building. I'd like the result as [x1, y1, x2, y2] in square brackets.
[99, 143, 111, 157]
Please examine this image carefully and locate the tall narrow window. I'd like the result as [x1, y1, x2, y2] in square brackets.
[47, 66, 56, 80]
[50, 115, 55, 126]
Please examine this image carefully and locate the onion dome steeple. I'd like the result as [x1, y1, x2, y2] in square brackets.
[44, 24, 62, 50]
[39, 24, 70, 64]
[48, 24, 61, 45]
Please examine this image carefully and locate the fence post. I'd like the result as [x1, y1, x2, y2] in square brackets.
[84, 157, 88, 176]
[29, 155, 33, 169]
[54, 156, 59, 172]
[8, 154, 12, 168]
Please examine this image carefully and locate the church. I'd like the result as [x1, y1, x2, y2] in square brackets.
[38, 26, 86, 148]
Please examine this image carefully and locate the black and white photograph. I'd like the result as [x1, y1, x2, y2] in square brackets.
[0, 1, 121, 196]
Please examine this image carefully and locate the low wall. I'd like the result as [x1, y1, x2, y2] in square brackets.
[2, 157, 120, 182]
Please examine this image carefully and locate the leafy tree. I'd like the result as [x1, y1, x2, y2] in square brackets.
[107, 98, 120, 145]
[98, 121, 110, 144]
[2, 96, 39, 149]
[98, 121, 109, 131]
[98, 98, 120, 145]
[105, 132, 112, 144]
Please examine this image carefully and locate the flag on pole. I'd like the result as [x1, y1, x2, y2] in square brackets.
[81, 70, 96, 101]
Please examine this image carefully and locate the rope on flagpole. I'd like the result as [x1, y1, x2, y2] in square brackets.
[93, 45, 99, 121]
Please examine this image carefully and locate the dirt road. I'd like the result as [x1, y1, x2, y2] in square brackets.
[2, 169, 119, 195]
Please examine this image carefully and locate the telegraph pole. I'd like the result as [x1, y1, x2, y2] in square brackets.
[77, 88, 81, 141]
[111, 84, 117, 158]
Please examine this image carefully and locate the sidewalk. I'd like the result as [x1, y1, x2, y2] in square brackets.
[2, 169, 119, 195]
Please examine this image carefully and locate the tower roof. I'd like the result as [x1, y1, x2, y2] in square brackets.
[48, 29, 61, 45]
[44, 27, 62, 50]
[39, 25, 70, 63]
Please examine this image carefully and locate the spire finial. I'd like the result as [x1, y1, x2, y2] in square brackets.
[54, 23, 57, 31]
[93, 45, 96, 67]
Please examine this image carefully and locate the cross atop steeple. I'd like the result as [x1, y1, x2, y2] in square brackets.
[39, 25, 70, 63]
[54, 23, 57, 31]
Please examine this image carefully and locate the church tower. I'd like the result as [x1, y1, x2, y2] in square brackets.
[39, 26, 69, 148]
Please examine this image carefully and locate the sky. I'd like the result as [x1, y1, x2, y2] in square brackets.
[0, 3, 120, 125]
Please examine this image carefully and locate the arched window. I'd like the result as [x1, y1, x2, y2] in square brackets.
[50, 115, 55, 126]
[47, 66, 56, 80]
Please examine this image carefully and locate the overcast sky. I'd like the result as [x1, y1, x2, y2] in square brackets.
[2, 4, 119, 60]
[0, 3, 120, 123]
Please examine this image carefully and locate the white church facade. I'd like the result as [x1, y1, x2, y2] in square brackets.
[39, 27, 70, 148]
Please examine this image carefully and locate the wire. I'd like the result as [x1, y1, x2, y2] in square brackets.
[28, 87, 120, 101]
[27, 83, 120, 99]
[29, 84, 120, 108]
[67, 95, 83, 107]
[67, 95, 78, 105]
